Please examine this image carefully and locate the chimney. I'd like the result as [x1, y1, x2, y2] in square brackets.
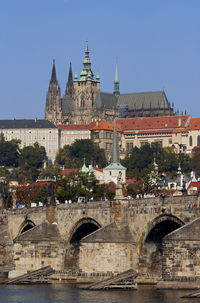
[178, 118, 181, 127]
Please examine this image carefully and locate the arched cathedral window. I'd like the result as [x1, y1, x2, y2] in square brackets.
[80, 94, 85, 107]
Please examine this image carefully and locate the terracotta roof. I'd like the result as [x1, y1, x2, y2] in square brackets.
[187, 182, 200, 191]
[61, 168, 78, 175]
[91, 121, 122, 132]
[187, 118, 200, 130]
[93, 167, 103, 172]
[117, 115, 190, 131]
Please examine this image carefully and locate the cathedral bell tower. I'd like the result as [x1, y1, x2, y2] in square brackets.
[72, 40, 100, 124]
[45, 60, 62, 124]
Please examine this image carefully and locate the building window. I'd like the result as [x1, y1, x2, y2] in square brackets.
[198, 136, 200, 146]
[95, 132, 99, 139]
[189, 136, 193, 147]
[126, 143, 133, 152]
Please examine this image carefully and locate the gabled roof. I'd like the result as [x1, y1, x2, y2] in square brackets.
[14, 222, 62, 242]
[94, 92, 118, 109]
[164, 217, 200, 241]
[81, 222, 135, 243]
[117, 91, 170, 110]
[0, 119, 57, 129]
[187, 118, 200, 130]
[187, 181, 200, 191]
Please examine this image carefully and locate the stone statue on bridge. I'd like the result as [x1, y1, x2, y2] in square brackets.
[115, 171, 124, 200]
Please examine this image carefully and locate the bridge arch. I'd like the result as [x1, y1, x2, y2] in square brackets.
[69, 217, 101, 243]
[145, 214, 184, 251]
[19, 219, 36, 234]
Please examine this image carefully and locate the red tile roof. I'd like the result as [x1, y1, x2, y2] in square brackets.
[117, 115, 190, 131]
[187, 118, 200, 130]
[61, 168, 79, 175]
[91, 121, 122, 132]
[187, 181, 200, 191]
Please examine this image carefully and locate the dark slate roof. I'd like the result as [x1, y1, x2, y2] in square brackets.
[117, 91, 170, 110]
[94, 92, 118, 109]
[164, 217, 200, 241]
[0, 119, 57, 129]
[158, 175, 191, 188]
[81, 222, 135, 243]
[14, 222, 62, 242]
[62, 98, 73, 115]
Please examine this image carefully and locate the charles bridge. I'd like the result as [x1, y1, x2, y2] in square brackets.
[0, 194, 200, 283]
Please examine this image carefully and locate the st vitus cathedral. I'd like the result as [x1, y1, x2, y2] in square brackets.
[45, 42, 174, 125]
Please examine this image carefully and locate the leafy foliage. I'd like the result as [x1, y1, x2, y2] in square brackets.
[121, 142, 192, 176]
[192, 146, 200, 177]
[0, 133, 20, 167]
[18, 142, 47, 182]
[55, 139, 107, 168]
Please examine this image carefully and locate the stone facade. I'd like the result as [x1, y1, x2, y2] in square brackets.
[9, 222, 65, 277]
[79, 222, 136, 276]
[1, 195, 200, 283]
[0, 119, 59, 162]
[162, 217, 200, 282]
[45, 43, 173, 126]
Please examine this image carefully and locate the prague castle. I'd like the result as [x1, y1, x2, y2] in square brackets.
[45, 42, 174, 125]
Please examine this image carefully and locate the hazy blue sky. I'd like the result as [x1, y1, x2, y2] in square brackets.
[0, 0, 199, 119]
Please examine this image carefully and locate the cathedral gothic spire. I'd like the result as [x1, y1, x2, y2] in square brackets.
[64, 62, 74, 99]
[45, 60, 62, 124]
[51, 59, 57, 84]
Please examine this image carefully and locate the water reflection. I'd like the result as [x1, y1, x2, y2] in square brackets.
[0, 284, 198, 303]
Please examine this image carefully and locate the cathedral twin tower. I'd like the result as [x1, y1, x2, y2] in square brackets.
[45, 41, 117, 125]
[45, 42, 173, 125]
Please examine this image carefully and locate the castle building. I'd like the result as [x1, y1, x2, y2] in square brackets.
[45, 42, 174, 125]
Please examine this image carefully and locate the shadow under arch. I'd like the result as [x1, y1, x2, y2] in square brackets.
[69, 217, 101, 243]
[145, 214, 184, 251]
[19, 219, 36, 234]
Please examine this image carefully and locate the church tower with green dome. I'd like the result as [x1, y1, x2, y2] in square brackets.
[72, 40, 100, 124]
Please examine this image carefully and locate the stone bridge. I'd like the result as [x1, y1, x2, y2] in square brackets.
[1, 195, 200, 282]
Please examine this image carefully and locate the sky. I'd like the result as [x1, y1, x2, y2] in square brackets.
[0, 0, 200, 119]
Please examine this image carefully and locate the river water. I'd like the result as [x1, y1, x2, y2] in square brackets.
[0, 284, 198, 303]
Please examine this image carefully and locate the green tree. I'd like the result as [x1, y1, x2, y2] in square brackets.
[0, 133, 19, 167]
[55, 139, 107, 168]
[192, 146, 200, 177]
[18, 143, 47, 182]
[39, 164, 61, 180]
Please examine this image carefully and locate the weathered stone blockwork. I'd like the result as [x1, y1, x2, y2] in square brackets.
[162, 217, 200, 282]
[79, 242, 135, 276]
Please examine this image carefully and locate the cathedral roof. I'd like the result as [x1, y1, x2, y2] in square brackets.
[0, 119, 57, 129]
[94, 92, 118, 109]
[117, 91, 170, 110]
